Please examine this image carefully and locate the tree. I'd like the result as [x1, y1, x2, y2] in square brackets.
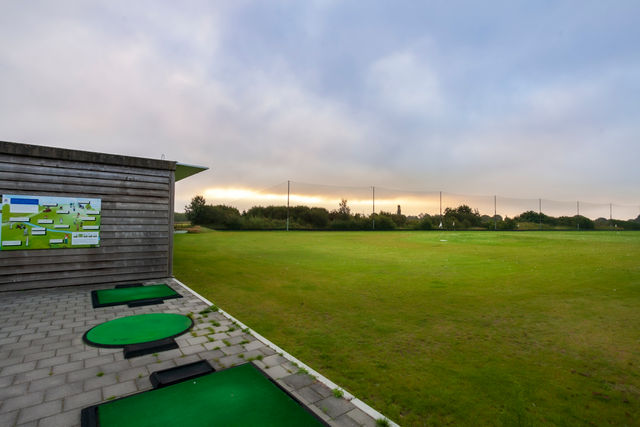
[185, 195, 206, 224]
[338, 199, 351, 216]
[443, 205, 482, 229]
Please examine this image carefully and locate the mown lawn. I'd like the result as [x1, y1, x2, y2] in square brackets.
[173, 231, 640, 426]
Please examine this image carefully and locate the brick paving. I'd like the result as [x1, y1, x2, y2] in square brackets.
[0, 279, 384, 427]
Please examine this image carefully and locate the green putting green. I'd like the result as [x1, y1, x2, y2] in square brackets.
[92, 363, 325, 426]
[92, 284, 181, 307]
[83, 313, 193, 347]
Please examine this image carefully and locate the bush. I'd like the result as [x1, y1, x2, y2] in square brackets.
[414, 215, 433, 230]
[373, 214, 396, 230]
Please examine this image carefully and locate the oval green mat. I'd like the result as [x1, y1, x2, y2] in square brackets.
[84, 313, 193, 347]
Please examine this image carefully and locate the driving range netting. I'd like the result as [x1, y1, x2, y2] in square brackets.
[91, 363, 326, 426]
[92, 284, 181, 307]
[83, 313, 193, 347]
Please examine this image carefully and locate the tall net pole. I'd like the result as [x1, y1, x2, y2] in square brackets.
[372, 186, 375, 230]
[286, 180, 290, 231]
[610, 203, 613, 229]
[539, 198, 542, 230]
[494, 195, 497, 231]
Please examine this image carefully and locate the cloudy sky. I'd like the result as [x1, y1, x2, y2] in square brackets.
[1, 1, 639, 215]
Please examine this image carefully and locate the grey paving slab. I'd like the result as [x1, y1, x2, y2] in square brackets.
[220, 344, 244, 356]
[24, 350, 56, 363]
[146, 359, 177, 372]
[219, 354, 246, 367]
[262, 353, 288, 367]
[83, 373, 118, 392]
[36, 354, 69, 369]
[258, 346, 277, 356]
[116, 366, 149, 382]
[344, 408, 378, 427]
[0, 382, 28, 400]
[196, 349, 225, 361]
[264, 364, 291, 380]
[332, 413, 363, 427]
[63, 389, 102, 412]
[203, 340, 225, 350]
[69, 349, 99, 362]
[10, 345, 42, 357]
[244, 340, 264, 351]
[28, 374, 66, 393]
[83, 354, 115, 368]
[38, 409, 80, 427]
[0, 410, 18, 427]
[180, 343, 205, 355]
[298, 384, 325, 404]
[127, 354, 156, 367]
[316, 396, 357, 419]
[16, 400, 61, 424]
[186, 335, 209, 345]
[101, 359, 130, 374]
[102, 380, 137, 399]
[282, 372, 316, 389]
[44, 383, 84, 402]
[0, 361, 36, 377]
[310, 381, 334, 398]
[1, 391, 44, 413]
[175, 354, 200, 365]
[66, 366, 102, 383]
[13, 367, 52, 384]
[51, 360, 83, 375]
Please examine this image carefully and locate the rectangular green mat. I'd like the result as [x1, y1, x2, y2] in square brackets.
[82, 363, 327, 426]
[91, 284, 182, 308]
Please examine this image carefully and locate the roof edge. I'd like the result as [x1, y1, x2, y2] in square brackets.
[0, 140, 176, 171]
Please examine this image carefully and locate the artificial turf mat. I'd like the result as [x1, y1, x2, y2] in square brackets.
[83, 363, 326, 427]
[83, 313, 193, 347]
[91, 284, 181, 308]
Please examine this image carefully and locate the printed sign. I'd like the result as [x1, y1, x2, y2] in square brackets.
[0, 195, 101, 250]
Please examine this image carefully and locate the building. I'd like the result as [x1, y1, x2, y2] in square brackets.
[0, 140, 206, 291]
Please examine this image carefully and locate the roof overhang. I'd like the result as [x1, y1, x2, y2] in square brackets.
[175, 163, 208, 181]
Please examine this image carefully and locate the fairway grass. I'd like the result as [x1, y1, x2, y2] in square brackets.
[173, 231, 640, 425]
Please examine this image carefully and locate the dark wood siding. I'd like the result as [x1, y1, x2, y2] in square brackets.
[0, 144, 175, 291]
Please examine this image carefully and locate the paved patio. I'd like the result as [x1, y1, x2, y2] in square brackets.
[0, 279, 384, 427]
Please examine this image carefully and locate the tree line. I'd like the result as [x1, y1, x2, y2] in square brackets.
[182, 195, 640, 231]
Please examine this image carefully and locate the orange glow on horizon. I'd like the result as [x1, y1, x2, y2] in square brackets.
[202, 187, 442, 215]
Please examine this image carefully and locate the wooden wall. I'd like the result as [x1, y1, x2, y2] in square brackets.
[0, 142, 176, 291]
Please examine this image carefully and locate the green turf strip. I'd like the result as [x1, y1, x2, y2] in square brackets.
[97, 363, 324, 427]
[84, 313, 192, 346]
[95, 284, 179, 305]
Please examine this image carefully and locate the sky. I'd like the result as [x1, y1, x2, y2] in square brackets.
[1, 1, 639, 217]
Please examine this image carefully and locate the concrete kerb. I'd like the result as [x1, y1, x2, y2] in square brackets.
[172, 277, 399, 427]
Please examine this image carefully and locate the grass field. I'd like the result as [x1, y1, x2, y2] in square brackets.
[173, 231, 640, 426]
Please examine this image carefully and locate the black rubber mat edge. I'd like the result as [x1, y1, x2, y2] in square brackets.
[114, 283, 144, 289]
[149, 360, 215, 389]
[80, 406, 98, 427]
[123, 337, 178, 359]
[127, 298, 165, 308]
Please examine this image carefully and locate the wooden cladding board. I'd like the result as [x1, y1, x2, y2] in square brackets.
[0, 151, 174, 291]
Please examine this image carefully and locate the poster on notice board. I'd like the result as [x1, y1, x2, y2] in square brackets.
[0, 195, 101, 250]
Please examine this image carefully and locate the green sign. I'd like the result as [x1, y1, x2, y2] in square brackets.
[0, 195, 101, 250]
